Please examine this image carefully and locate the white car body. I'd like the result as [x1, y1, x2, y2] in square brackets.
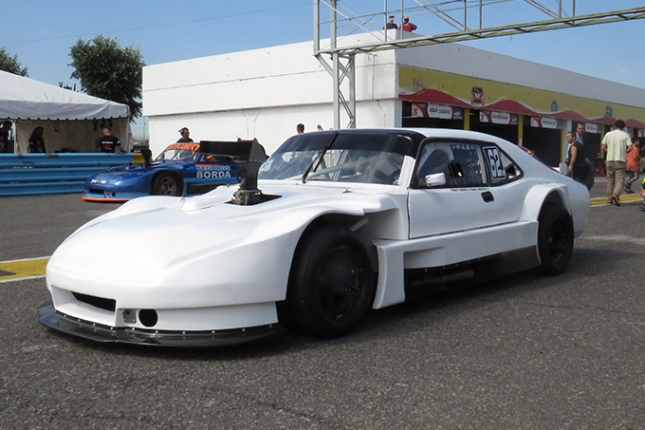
[39, 128, 590, 346]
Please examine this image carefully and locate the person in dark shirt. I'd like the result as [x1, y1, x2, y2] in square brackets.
[566, 131, 587, 185]
[28, 126, 47, 153]
[0, 120, 12, 153]
[383, 15, 398, 30]
[177, 127, 194, 143]
[97, 127, 124, 153]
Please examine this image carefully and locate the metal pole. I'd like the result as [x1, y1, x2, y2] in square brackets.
[313, 0, 320, 53]
[349, 56, 356, 128]
[464, 0, 467, 30]
[331, 1, 340, 129]
[480, 0, 483, 28]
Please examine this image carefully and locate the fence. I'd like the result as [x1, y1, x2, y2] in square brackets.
[0, 153, 143, 197]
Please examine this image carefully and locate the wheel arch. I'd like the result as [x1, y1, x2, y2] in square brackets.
[519, 184, 571, 223]
[297, 213, 379, 273]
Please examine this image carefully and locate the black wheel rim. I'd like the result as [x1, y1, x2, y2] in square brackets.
[548, 218, 569, 263]
[315, 245, 364, 321]
[158, 176, 178, 195]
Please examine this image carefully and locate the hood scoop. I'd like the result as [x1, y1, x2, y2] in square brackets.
[200, 139, 279, 206]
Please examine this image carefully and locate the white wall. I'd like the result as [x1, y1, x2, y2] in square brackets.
[143, 35, 399, 156]
[146, 99, 399, 157]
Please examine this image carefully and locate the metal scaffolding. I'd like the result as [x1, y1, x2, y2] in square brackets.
[313, 0, 645, 129]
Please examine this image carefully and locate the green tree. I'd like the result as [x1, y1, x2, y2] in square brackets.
[69, 35, 144, 119]
[0, 48, 28, 76]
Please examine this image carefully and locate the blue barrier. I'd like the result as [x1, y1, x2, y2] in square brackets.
[0, 153, 137, 197]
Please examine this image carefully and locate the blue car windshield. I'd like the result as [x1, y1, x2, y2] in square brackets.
[155, 143, 200, 162]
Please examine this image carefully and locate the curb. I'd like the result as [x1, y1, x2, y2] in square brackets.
[591, 194, 643, 207]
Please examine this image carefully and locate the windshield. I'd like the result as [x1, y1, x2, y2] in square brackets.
[259, 131, 416, 185]
[155, 143, 200, 162]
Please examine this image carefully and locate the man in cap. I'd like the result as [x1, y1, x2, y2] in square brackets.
[384, 15, 398, 30]
[177, 127, 194, 143]
[402, 17, 417, 32]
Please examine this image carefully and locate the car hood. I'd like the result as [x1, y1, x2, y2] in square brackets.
[92, 162, 185, 179]
[49, 183, 402, 285]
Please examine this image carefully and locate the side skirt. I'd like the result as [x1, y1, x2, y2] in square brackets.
[403, 246, 538, 299]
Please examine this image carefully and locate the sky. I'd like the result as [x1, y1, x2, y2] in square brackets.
[2, 0, 645, 138]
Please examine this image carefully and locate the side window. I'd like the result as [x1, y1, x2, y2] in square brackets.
[482, 145, 523, 186]
[415, 141, 486, 188]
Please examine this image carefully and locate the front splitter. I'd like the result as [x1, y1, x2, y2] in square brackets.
[38, 300, 282, 347]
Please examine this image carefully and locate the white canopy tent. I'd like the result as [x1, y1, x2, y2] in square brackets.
[0, 70, 131, 153]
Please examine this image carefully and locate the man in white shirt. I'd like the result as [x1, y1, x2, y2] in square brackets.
[601, 119, 633, 206]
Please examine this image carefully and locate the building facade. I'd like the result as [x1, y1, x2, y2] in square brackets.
[143, 34, 645, 164]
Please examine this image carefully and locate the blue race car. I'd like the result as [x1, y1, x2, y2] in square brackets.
[83, 142, 242, 202]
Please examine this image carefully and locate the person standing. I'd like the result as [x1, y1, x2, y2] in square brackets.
[401, 17, 417, 32]
[383, 15, 398, 30]
[177, 127, 193, 143]
[566, 131, 587, 185]
[97, 127, 124, 153]
[0, 120, 12, 153]
[601, 119, 633, 206]
[296, 123, 305, 134]
[576, 123, 585, 145]
[624, 138, 641, 193]
[28, 126, 47, 153]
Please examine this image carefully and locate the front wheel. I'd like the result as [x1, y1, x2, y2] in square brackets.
[152, 173, 182, 196]
[278, 225, 374, 338]
[537, 205, 574, 276]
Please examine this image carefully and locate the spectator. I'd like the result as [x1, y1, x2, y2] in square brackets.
[384, 15, 398, 30]
[601, 119, 633, 206]
[296, 123, 305, 134]
[0, 120, 12, 153]
[402, 17, 417, 32]
[177, 127, 193, 143]
[566, 131, 587, 185]
[624, 138, 641, 193]
[28, 126, 47, 153]
[97, 127, 124, 153]
[576, 123, 585, 145]
[317, 124, 323, 131]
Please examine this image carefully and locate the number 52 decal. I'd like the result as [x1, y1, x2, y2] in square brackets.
[483, 146, 506, 180]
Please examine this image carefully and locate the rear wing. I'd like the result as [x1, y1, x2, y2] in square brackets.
[199, 139, 269, 205]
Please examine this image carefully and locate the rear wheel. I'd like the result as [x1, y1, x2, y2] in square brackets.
[278, 225, 374, 338]
[537, 205, 574, 275]
[152, 173, 182, 196]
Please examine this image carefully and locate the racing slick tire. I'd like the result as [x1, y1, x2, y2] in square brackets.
[537, 205, 574, 276]
[278, 224, 374, 338]
[152, 172, 183, 196]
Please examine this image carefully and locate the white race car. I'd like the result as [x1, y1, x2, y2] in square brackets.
[39, 129, 590, 347]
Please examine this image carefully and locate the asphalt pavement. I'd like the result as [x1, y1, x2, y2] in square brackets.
[0, 192, 644, 429]
[589, 174, 643, 206]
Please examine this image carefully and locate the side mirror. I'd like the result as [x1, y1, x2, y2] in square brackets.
[425, 172, 446, 187]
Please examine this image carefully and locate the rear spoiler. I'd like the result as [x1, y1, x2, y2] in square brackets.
[199, 139, 270, 205]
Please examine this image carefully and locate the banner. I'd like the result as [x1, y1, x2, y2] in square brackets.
[411, 102, 463, 120]
[530, 117, 558, 129]
[480, 111, 517, 125]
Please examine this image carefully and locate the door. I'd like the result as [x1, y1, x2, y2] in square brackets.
[408, 139, 524, 238]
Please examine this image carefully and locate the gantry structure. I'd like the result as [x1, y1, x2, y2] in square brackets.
[313, 0, 645, 129]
